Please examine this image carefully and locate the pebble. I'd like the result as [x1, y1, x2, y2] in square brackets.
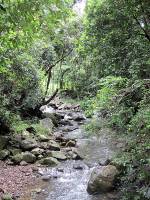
[56, 168, 64, 172]
[32, 188, 42, 194]
[20, 161, 28, 166]
[41, 175, 51, 181]
[73, 164, 84, 170]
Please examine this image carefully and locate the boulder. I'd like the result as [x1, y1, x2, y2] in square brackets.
[71, 148, 84, 160]
[38, 155, 43, 159]
[31, 147, 45, 156]
[41, 175, 51, 181]
[0, 136, 9, 150]
[43, 112, 59, 127]
[67, 151, 78, 159]
[9, 135, 22, 148]
[38, 134, 49, 142]
[73, 113, 86, 121]
[39, 157, 59, 166]
[47, 140, 60, 151]
[0, 150, 10, 160]
[64, 113, 86, 121]
[73, 164, 84, 170]
[47, 151, 67, 160]
[59, 119, 73, 126]
[40, 142, 48, 149]
[65, 140, 76, 147]
[22, 152, 36, 163]
[21, 130, 30, 139]
[12, 153, 23, 164]
[20, 139, 37, 150]
[8, 148, 22, 156]
[87, 165, 119, 194]
[12, 152, 36, 164]
[20, 161, 28, 166]
[40, 118, 54, 132]
[6, 160, 14, 165]
[60, 126, 78, 132]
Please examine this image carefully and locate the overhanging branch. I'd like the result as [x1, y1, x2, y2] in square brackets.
[46, 49, 73, 74]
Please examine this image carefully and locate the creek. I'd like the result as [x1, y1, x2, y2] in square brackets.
[24, 103, 124, 200]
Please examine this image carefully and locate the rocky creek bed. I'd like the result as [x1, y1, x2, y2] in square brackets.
[0, 99, 125, 200]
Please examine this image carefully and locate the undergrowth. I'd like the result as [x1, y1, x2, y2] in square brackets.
[81, 76, 150, 199]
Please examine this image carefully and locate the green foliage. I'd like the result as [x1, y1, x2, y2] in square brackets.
[0, 0, 73, 133]
[80, 76, 127, 117]
[64, 0, 150, 97]
[11, 114, 50, 135]
[80, 97, 95, 117]
[82, 78, 150, 199]
[113, 132, 150, 200]
[12, 118, 30, 134]
[84, 118, 106, 135]
[104, 81, 150, 199]
[32, 123, 50, 136]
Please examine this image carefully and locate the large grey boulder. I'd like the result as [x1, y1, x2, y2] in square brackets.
[87, 165, 119, 194]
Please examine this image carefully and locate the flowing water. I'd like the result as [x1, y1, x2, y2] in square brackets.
[19, 99, 125, 200]
[33, 115, 123, 200]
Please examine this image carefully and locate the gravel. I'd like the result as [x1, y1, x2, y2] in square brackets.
[0, 161, 37, 199]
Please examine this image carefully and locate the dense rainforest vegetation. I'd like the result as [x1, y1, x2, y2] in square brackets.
[0, 0, 150, 199]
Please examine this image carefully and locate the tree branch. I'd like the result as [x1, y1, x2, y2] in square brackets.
[46, 49, 73, 74]
[133, 14, 150, 42]
[43, 89, 58, 106]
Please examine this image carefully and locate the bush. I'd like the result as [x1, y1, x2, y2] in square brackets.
[80, 76, 127, 117]
[108, 80, 150, 200]
[81, 78, 150, 199]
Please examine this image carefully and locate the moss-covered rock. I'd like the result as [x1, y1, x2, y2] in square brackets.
[12, 153, 23, 164]
[20, 139, 37, 150]
[39, 157, 59, 166]
[22, 152, 36, 163]
[0, 149, 10, 160]
[47, 151, 67, 160]
[0, 136, 9, 150]
[2, 193, 13, 200]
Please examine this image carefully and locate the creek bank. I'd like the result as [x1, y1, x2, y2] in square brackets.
[0, 97, 125, 200]
[0, 101, 84, 166]
[0, 161, 37, 199]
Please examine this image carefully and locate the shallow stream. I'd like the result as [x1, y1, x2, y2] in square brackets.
[19, 100, 125, 200]
[33, 116, 123, 200]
